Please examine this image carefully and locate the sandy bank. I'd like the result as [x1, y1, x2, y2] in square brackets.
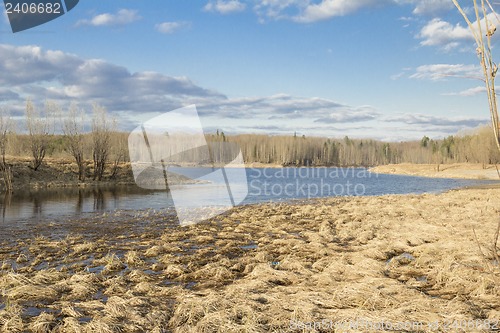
[370, 163, 500, 180]
[0, 187, 499, 331]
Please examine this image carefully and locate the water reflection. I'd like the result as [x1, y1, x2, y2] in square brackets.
[0, 186, 172, 223]
[0, 168, 496, 224]
[1, 191, 11, 222]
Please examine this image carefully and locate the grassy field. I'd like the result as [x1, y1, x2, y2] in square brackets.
[0, 186, 499, 332]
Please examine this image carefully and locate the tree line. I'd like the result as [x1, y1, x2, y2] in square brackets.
[226, 128, 500, 167]
[0, 100, 499, 191]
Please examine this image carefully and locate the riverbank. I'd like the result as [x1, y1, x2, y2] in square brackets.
[370, 163, 500, 180]
[4, 158, 499, 192]
[0, 157, 201, 191]
[0, 187, 499, 332]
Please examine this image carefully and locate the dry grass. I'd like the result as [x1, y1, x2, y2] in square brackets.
[0, 187, 499, 331]
[371, 162, 500, 180]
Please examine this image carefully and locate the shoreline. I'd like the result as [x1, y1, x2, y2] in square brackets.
[369, 162, 500, 180]
[2, 158, 500, 193]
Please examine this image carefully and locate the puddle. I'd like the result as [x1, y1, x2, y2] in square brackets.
[416, 276, 428, 282]
[143, 269, 162, 276]
[185, 281, 197, 289]
[92, 290, 108, 303]
[86, 265, 105, 274]
[162, 280, 183, 287]
[386, 252, 415, 265]
[240, 243, 258, 250]
[23, 306, 58, 317]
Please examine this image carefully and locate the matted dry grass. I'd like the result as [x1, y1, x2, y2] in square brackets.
[0, 188, 499, 332]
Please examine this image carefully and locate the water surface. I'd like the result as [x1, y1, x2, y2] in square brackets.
[0, 167, 495, 224]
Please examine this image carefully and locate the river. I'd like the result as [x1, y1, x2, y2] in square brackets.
[0, 167, 495, 224]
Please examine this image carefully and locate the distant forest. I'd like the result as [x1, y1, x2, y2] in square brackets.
[222, 127, 500, 167]
[1, 101, 499, 172]
[4, 126, 500, 168]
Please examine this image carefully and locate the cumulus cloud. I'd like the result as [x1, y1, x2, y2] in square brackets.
[417, 12, 500, 51]
[442, 86, 486, 96]
[386, 113, 488, 128]
[409, 64, 481, 80]
[253, 0, 303, 21]
[0, 44, 222, 115]
[313, 106, 380, 123]
[197, 94, 351, 120]
[204, 0, 246, 14]
[155, 21, 190, 34]
[294, 0, 389, 23]
[410, 0, 453, 15]
[253, 0, 390, 22]
[0, 44, 381, 134]
[417, 18, 472, 50]
[253, 0, 457, 23]
[0, 44, 485, 139]
[0, 45, 82, 86]
[76, 9, 141, 27]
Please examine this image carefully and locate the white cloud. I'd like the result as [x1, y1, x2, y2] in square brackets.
[254, 0, 304, 21]
[76, 9, 141, 27]
[0, 44, 221, 114]
[204, 0, 246, 14]
[410, 64, 481, 80]
[442, 86, 486, 96]
[418, 18, 471, 51]
[411, 0, 453, 15]
[386, 113, 488, 128]
[0, 44, 487, 139]
[0, 44, 379, 134]
[253, 0, 456, 23]
[294, 0, 387, 23]
[155, 21, 190, 34]
[418, 13, 500, 51]
[390, 72, 406, 80]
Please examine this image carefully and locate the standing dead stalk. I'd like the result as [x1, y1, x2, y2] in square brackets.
[453, 0, 500, 269]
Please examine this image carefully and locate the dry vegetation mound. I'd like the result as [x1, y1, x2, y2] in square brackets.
[0, 189, 499, 332]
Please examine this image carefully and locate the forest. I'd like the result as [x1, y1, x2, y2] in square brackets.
[0, 101, 499, 182]
[212, 127, 500, 167]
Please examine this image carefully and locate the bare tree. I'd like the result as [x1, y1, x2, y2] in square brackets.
[26, 99, 54, 171]
[109, 129, 127, 179]
[91, 104, 112, 181]
[0, 109, 13, 191]
[63, 103, 86, 181]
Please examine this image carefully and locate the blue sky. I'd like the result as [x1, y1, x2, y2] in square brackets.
[0, 0, 498, 140]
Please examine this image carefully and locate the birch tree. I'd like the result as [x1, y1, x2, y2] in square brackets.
[26, 99, 54, 171]
[91, 104, 112, 181]
[63, 103, 86, 181]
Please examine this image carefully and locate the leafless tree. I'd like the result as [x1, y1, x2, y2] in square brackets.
[26, 99, 55, 171]
[91, 104, 112, 181]
[0, 109, 13, 191]
[109, 129, 127, 179]
[63, 103, 86, 181]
